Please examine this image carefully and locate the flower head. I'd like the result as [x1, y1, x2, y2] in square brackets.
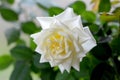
[31, 8, 96, 73]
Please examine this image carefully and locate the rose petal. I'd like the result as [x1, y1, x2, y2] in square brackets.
[36, 17, 54, 29]
[82, 39, 96, 54]
[72, 57, 80, 71]
[40, 53, 50, 63]
[81, 27, 96, 53]
[72, 28, 90, 43]
[73, 41, 80, 52]
[58, 64, 65, 73]
[56, 7, 76, 21]
[36, 8, 76, 29]
[50, 18, 68, 29]
[31, 32, 41, 40]
[35, 46, 43, 54]
[60, 58, 72, 73]
[31, 32, 42, 44]
[49, 61, 57, 67]
[84, 27, 96, 43]
[63, 16, 84, 30]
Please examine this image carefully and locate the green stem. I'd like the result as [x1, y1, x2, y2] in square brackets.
[34, 0, 49, 11]
[100, 23, 107, 37]
[110, 57, 120, 80]
[36, 3, 48, 11]
[118, 15, 120, 36]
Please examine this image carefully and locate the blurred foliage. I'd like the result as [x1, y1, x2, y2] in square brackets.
[5, 27, 20, 45]
[70, 1, 86, 14]
[98, 0, 111, 12]
[0, 0, 120, 80]
[81, 11, 96, 23]
[0, 7, 18, 21]
[10, 61, 32, 80]
[0, 55, 13, 70]
[21, 21, 41, 34]
[48, 7, 64, 16]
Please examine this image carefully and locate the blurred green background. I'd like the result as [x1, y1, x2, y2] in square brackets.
[0, 0, 120, 80]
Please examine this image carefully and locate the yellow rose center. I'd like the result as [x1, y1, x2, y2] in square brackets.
[45, 32, 72, 56]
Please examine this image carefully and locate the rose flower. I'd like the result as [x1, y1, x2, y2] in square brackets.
[31, 8, 96, 73]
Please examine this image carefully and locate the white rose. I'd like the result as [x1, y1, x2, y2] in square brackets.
[31, 8, 96, 73]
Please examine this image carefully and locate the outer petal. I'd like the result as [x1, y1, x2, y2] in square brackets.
[35, 46, 43, 54]
[56, 8, 76, 21]
[36, 17, 53, 29]
[31, 30, 48, 47]
[31, 32, 41, 39]
[63, 16, 84, 30]
[72, 28, 90, 44]
[60, 58, 73, 73]
[40, 54, 48, 63]
[49, 60, 61, 67]
[81, 27, 97, 53]
[82, 40, 96, 53]
[50, 18, 68, 29]
[84, 27, 96, 43]
[31, 32, 42, 44]
[72, 57, 80, 71]
[36, 8, 76, 29]
[58, 64, 65, 73]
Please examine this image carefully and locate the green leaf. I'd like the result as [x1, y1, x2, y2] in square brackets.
[90, 63, 115, 80]
[7, 0, 14, 4]
[111, 37, 120, 55]
[91, 43, 112, 60]
[33, 53, 50, 69]
[72, 54, 101, 80]
[99, 0, 111, 12]
[85, 54, 101, 73]
[81, 11, 96, 23]
[70, 1, 86, 14]
[41, 68, 57, 80]
[89, 24, 99, 34]
[56, 71, 75, 80]
[48, 7, 64, 16]
[71, 58, 90, 80]
[110, 25, 119, 36]
[16, 39, 26, 46]
[0, 55, 13, 70]
[0, 8, 18, 21]
[21, 21, 40, 34]
[5, 27, 20, 45]
[31, 63, 40, 73]
[113, 56, 120, 75]
[30, 38, 36, 50]
[10, 61, 32, 80]
[10, 45, 33, 60]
